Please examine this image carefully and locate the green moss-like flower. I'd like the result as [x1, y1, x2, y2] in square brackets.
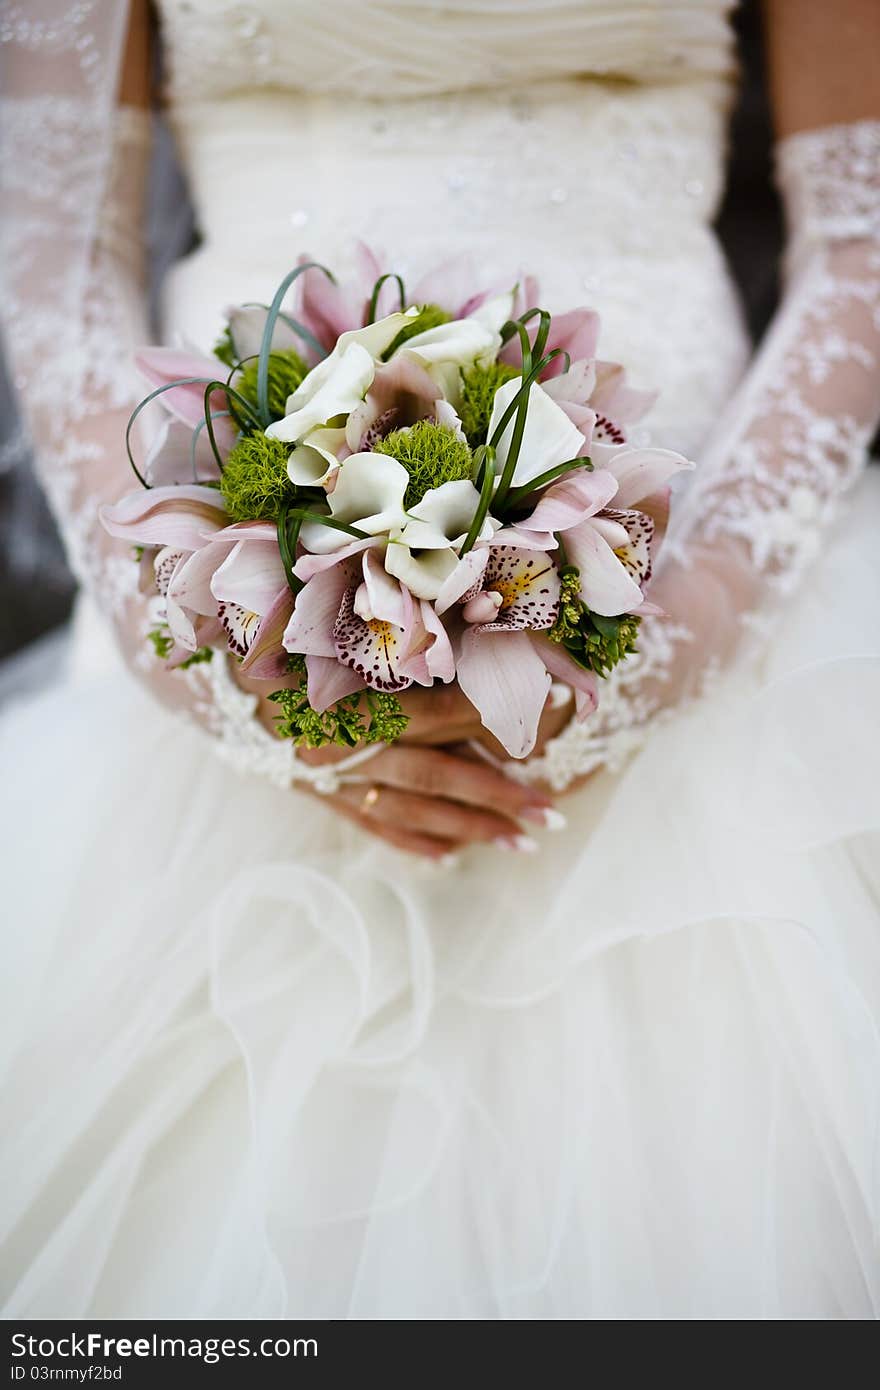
[269, 654, 409, 748]
[548, 566, 641, 677]
[548, 566, 584, 644]
[147, 624, 174, 661]
[236, 348, 309, 421]
[373, 420, 473, 508]
[147, 622, 213, 669]
[459, 361, 520, 447]
[213, 326, 237, 369]
[381, 303, 452, 360]
[219, 432, 295, 521]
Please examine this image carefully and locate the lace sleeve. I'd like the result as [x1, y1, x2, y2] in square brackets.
[522, 119, 880, 791]
[1, 85, 334, 789]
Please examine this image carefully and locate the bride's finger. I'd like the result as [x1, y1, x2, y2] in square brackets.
[364, 745, 560, 827]
[337, 784, 531, 849]
[305, 787, 458, 860]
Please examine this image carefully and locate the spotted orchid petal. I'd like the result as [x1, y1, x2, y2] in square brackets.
[333, 586, 415, 693]
[488, 379, 586, 490]
[239, 588, 296, 678]
[456, 627, 551, 759]
[466, 547, 561, 632]
[434, 548, 490, 614]
[565, 509, 653, 616]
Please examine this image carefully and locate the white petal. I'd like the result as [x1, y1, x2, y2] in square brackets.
[328, 452, 409, 534]
[402, 317, 498, 367]
[265, 342, 376, 442]
[282, 310, 418, 414]
[399, 479, 483, 549]
[467, 289, 517, 335]
[384, 539, 461, 601]
[488, 379, 585, 489]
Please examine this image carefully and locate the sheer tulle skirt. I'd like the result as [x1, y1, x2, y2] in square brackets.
[2, 473, 879, 1319]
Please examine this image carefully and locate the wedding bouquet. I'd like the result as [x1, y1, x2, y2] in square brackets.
[102, 254, 692, 758]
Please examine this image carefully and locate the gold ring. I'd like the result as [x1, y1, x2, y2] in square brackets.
[360, 785, 381, 814]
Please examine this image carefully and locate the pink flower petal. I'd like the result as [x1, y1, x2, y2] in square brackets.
[456, 627, 551, 758]
[361, 549, 412, 627]
[517, 469, 619, 536]
[589, 361, 657, 423]
[400, 602, 455, 686]
[603, 447, 693, 510]
[211, 538, 288, 616]
[476, 547, 562, 632]
[305, 655, 367, 712]
[167, 537, 237, 615]
[434, 548, 490, 614]
[239, 588, 296, 678]
[135, 348, 238, 449]
[536, 638, 599, 718]
[100, 485, 228, 552]
[283, 562, 355, 658]
[564, 520, 645, 617]
[292, 536, 377, 583]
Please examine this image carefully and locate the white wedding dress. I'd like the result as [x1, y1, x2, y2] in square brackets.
[2, 0, 880, 1319]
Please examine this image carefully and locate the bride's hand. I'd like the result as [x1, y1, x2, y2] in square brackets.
[296, 741, 562, 859]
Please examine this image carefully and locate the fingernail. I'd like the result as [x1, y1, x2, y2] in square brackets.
[494, 834, 538, 853]
[520, 805, 567, 831]
[439, 852, 461, 870]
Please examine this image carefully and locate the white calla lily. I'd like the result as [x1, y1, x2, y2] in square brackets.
[286, 427, 347, 487]
[467, 288, 517, 335]
[384, 480, 497, 601]
[265, 342, 377, 443]
[299, 452, 409, 554]
[403, 317, 498, 368]
[488, 377, 586, 490]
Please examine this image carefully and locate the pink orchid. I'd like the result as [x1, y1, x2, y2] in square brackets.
[344, 352, 442, 453]
[100, 484, 230, 656]
[283, 546, 453, 710]
[293, 246, 516, 354]
[500, 305, 601, 381]
[201, 522, 292, 677]
[449, 544, 564, 758]
[135, 347, 239, 456]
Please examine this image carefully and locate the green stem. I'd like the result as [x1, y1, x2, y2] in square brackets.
[459, 446, 496, 555]
[502, 455, 593, 512]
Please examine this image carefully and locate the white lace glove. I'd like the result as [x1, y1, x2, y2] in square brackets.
[2, 103, 370, 791]
[522, 120, 880, 791]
